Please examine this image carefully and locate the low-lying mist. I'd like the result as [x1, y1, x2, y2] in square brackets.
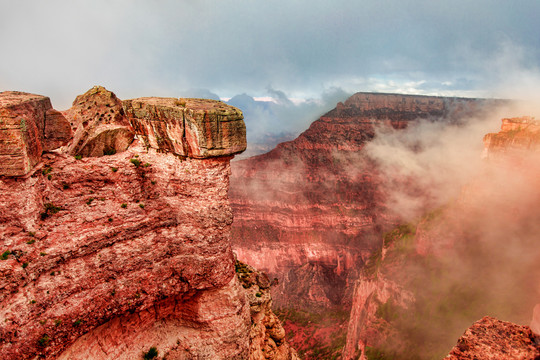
[362, 101, 540, 358]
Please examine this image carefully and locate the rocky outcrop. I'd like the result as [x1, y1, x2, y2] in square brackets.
[66, 86, 134, 157]
[0, 92, 71, 176]
[445, 317, 540, 360]
[235, 261, 299, 360]
[0, 87, 286, 360]
[124, 97, 247, 158]
[483, 116, 540, 157]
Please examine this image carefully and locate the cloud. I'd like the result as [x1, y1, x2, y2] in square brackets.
[227, 87, 351, 158]
[2, 1, 540, 109]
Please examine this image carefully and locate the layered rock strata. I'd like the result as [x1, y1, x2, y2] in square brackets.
[230, 92, 493, 310]
[0, 88, 297, 359]
[124, 97, 246, 158]
[0, 92, 71, 176]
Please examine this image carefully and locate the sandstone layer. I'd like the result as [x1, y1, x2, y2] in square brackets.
[124, 97, 246, 158]
[0, 87, 299, 360]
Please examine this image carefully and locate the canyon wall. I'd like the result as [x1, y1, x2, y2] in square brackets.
[0, 87, 294, 359]
[230, 92, 494, 312]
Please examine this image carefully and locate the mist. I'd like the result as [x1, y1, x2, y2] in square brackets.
[361, 96, 540, 357]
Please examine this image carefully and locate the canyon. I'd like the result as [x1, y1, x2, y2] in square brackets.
[229, 92, 502, 357]
[0, 87, 297, 359]
[230, 92, 540, 359]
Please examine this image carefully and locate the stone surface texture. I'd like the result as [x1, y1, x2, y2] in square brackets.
[235, 261, 300, 360]
[445, 317, 539, 360]
[124, 97, 247, 158]
[0, 91, 72, 177]
[0, 87, 295, 360]
[66, 86, 134, 157]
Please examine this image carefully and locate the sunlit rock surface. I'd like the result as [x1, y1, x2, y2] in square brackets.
[124, 97, 246, 158]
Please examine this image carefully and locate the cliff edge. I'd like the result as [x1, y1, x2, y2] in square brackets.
[0, 86, 290, 359]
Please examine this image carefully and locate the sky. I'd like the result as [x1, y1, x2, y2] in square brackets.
[2, 0, 540, 148]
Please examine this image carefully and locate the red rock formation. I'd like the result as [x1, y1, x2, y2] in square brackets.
[230, 92, 492, 311]
[445, 317, 540, 360]
[66, 86, 134, 157]
[0, 91, 71, 176]
[124, 97, 246, 158]
[0, 88, 295, 360]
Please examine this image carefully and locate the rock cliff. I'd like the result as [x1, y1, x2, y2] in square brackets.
[230, 92, 493, 310]
[229, 93, 497, 358]
[0, 87, 294, 360]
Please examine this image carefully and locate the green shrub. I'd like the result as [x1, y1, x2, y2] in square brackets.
[255, 292, 262, 297]
[22, 262, 29, 269]
[38, 335, 50, 347]
[111, 167, 118, 172]
[139, 204, 145, 209]
[26, 239, 36, 245]
[1, 250, 11, 260]
[74, 155, 82, 160]
[130, 158, 141, 167]
[121, 203, 127, 208]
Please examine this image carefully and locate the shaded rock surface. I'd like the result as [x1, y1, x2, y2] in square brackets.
[235, 260, 299, 360]
[445, 317, 540, 360]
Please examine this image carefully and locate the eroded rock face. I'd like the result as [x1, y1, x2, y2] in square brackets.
[230, 92, 492, 311]
[0, 87, 268, 359]
[445, 317, 540, 360]
[0, 92, 71, 176]
[235, 261, 299, 360]
[483, 116, 540, 157]
[66, 86, 134, 157]
[124, 97, 247, 158]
